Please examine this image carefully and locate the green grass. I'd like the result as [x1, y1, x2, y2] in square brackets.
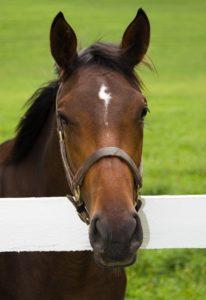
[0, 0, 206, 299]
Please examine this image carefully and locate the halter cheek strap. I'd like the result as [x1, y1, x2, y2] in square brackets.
[56, 86, 143, 225]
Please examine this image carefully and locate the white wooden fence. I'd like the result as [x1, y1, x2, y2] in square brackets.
[0, 195, 205, 252]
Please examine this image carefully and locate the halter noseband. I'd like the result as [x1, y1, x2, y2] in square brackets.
[56, 85, 142, 225]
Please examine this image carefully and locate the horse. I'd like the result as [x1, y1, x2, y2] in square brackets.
[0, 8, 150, 300]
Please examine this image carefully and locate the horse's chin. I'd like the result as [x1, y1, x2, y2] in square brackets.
[93, 252, 137, 269]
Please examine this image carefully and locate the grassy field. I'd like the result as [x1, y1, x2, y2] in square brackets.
[0, 0, 206, 299]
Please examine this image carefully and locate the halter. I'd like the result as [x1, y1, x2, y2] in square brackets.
[56, 84, 142, 225]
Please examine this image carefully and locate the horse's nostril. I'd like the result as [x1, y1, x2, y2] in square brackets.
[96, 219, 108, 240]
[90, 216, 105, 253]
[130, 213, 143, 250]
[91, 216, 98, 236]
[90, 216, 99, 237]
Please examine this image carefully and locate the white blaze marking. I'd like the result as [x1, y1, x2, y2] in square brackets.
[98, 84, 112, 126]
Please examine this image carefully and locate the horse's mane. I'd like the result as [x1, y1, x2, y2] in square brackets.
[9, 80, 59, 163]
[10, 42, 142, 163]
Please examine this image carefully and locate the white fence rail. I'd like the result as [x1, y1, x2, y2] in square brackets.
[0, 195, 205, 252]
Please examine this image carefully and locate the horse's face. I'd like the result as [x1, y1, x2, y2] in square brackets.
[51, 9, 150, 267]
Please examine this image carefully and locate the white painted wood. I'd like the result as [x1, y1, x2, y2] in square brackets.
[0, 195, 205, 252]
[140, 195, 206, 249]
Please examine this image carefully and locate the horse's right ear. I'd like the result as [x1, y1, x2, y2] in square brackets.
[50, 12, 77, 71]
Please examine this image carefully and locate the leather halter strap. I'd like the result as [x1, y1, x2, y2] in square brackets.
[73, 147, 142, 189]
[56, 85, 142, 225]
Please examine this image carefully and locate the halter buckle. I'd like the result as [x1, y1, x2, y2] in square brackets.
[58, 130, 63, 142]
[78, 211, 90, 225]
[66, 190, 90, 225]
[74, 185, 81, 202]
[74, 186, 90, 224]
[135, 195, 142, 212]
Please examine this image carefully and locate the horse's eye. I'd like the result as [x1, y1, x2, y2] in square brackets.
[59, 113, 69, 126]
[140, 107, 149, 121]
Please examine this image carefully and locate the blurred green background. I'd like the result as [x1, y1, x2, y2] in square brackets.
[0, 0, 206, 299]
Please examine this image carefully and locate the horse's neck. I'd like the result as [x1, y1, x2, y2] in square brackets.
[35, 115, 68, 196]
[9, 112, 68, 197]
[0, 112, 68, 197]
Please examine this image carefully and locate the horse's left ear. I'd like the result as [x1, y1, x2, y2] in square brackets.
[121, 8, 150, 68]
[50, 12, 77, 71]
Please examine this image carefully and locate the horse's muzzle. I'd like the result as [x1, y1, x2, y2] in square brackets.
[89, 211, 143, 268]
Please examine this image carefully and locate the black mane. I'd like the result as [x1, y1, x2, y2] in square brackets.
[10, 80, 59, 163]
[10, 42, 142, 163]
